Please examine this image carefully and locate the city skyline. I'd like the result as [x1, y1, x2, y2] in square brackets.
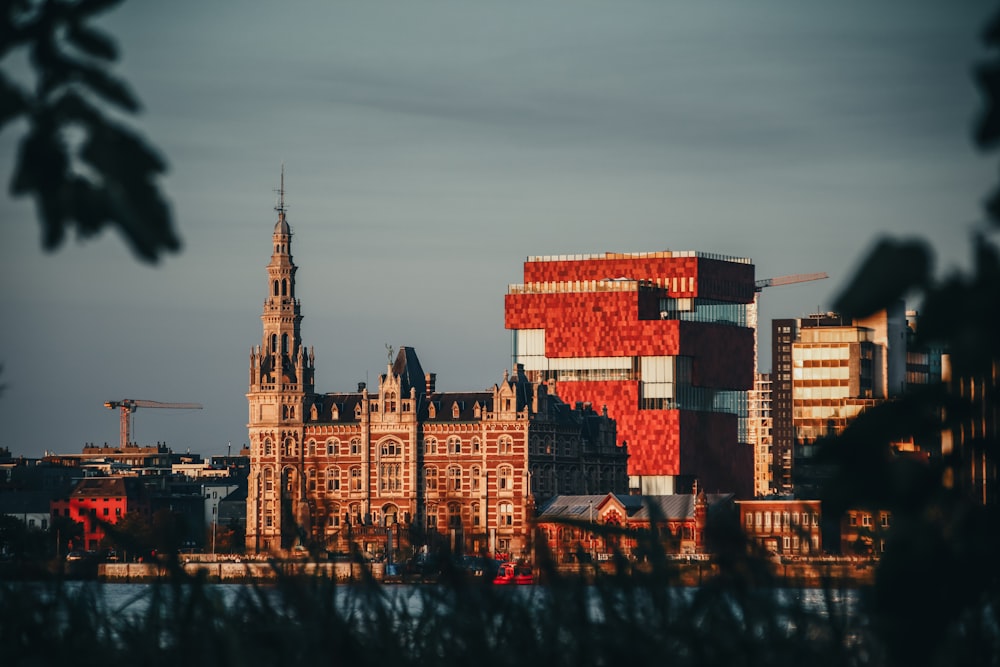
[0, 1, 993, 459]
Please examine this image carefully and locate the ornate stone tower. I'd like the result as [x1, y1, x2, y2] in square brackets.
[246, 170, 316, 553]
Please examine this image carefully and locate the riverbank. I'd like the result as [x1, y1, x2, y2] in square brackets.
[90, 556, 876, 587]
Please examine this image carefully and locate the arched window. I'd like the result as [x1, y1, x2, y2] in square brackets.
[497, 465, 513, 491]
[270, 334, 277, 353]
[282, 333, 289, 354]
[424, 437, 438, 455]
[326, 466, 340, 492]
[263, 438, 272, 456]
[326, 439, 339, 456]
[472, 437, 481, 453]
[273, 280, 279, 297]
[350, 438, 362, 455]
[471, 466, 481, 491]
[383, 504, 399, 526]
[381, 440, 401, 457]
[281, 279, 287, 296]
[350, 466, 362, 491]
[498, 502, 514, 527]
[498, 435, 513, 455]
[448, 465, 462, 491]
[447, 437, 462, 454]
[424, 466, 438, 491]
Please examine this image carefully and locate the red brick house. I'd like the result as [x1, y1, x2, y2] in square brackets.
[51, 477, 150, 551]
[535, 491, 733, 563]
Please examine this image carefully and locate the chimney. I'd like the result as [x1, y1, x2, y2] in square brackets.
[425, 373, 436, 395]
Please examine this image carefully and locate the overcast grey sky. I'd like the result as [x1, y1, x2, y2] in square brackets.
[0, 0, 994, 459]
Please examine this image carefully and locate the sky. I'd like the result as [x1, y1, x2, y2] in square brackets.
[0, 0, 995, 460]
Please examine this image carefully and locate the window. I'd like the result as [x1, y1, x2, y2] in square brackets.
[448, 465, 462, 491]
[380, 463, 401, 492]
[103, 508, 109, 516]
[498, 466, 513, 491]
[472, 437, 481, 453]
[448, 437, 462, 455]
[448, 503, 462, 528]
[350, 439, 362, 455]
[425, 466, 438, 491]
[308, 469, 317, 491]
[881, 513, 890, 528]
[308, 440, 316, 457]
[498, 436, 513, 454]
[264, 469, 273, 492]
[350, 466, 362, 492]
[862, 514, 872, 527]
[426, 506, 438, 529]
[498, 502, 513, 527]
[327, 439, 339, 456]
[264, 439, 272, 456]
[424, 437, 438, 455]
[327, 467, 341, 491]
[381, 440, 401, 457]
[472, 502, 481, 527]
[471, 466, 481, 491]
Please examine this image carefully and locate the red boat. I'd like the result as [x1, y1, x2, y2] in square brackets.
[492, 561, 534, 585]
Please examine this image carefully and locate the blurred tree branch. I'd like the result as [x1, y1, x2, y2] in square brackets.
[818, 9, 1000, 667]
[1, 0, 179, 262]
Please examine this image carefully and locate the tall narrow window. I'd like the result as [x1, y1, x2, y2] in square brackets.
[498, 466, 513, 491]
[499, 502, 513, 527]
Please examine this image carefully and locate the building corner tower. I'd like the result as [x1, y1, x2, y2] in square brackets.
[246, 171, 316, 553]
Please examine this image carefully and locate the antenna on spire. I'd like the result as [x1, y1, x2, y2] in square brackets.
[274, 162, 287, 214]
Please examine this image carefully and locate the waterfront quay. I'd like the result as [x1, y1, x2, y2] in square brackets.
[96, 555, 877, 587]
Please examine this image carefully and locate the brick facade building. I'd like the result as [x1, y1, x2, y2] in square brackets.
[246, 198, 625, 558]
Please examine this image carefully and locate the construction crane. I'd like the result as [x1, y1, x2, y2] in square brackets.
[754, 272, 828, 292]
[748, 272, 829, 376]
[104, 399, 203, 449]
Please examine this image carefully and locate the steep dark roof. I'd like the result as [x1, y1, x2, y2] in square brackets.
[391, 346, 426, 398]
[537, 493, 733, 521]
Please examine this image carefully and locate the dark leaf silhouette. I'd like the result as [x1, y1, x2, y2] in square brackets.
[1, 0, 178, 262]
[832, 237, 932, 320]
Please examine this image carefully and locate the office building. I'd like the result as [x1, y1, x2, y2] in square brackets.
[505, 251, 756, 497]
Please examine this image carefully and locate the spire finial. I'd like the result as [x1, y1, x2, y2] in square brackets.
[275, 162, 286, 214]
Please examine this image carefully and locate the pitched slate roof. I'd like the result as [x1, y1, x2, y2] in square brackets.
[537, 493, 734, 521]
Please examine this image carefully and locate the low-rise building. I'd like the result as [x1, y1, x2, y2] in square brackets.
[536, 491, 733, 563]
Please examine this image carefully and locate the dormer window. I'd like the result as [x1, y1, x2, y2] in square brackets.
[428, 403, 437, 419]
[473, 402, 482, 418]
[452, 403, 460, 419]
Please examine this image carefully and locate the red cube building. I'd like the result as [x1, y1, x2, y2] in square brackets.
[505, 251, 756, 497]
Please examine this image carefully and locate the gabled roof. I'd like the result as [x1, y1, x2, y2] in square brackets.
[537, 493, 733, 521]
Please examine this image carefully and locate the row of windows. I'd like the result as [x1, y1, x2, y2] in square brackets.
[315, 502, 516, 531]
[259, 465, 516, 493]
[744, 510, 819, 531]
[262, 436, 518, 458]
